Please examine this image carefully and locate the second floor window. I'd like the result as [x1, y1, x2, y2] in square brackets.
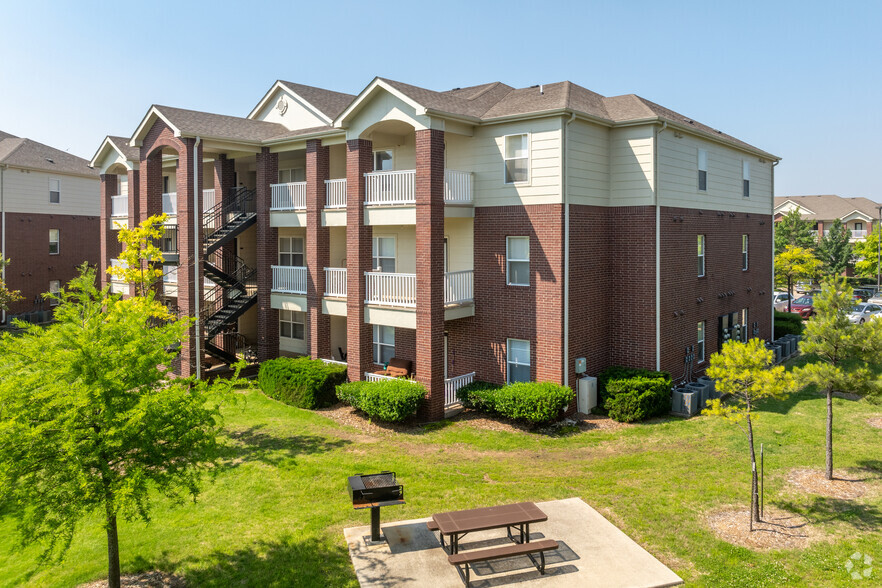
[279, 236, 304, 266]
[506, 236, 530, 286]
[742, 161, 750, 198]
[49, 179, 60, 203]
[503, 134, 529, 184]
[742, 235, 749, 270]
[372, 236, 396, 272]
[374, 150, 394, 172]
[49, 229, 60, 255]
[278, 168, 304, 183]
[697, 235, 705, 277]
[697, 149, 707, 191]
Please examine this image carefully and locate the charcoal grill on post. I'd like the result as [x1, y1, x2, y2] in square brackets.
[347, 471, 405, 543]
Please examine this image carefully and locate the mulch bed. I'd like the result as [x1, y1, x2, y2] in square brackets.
[706, 506, 821, 550]
[78, 571, 185, 588]
[786, 468, 880, 500]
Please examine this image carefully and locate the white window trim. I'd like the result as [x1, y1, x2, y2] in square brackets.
[49, 178, 61, 204]
[373, 324, 395, 365]
[373, 149, 395, 172]
[506, 338, 531, 384]
[49, 229, 60, 255]
[372, 235, 397, 273]
[502, 133, 530, 185]
[742, 160, 750, 198]
[697, 149, 707, 192]
[278, 235, 305, 267]
[697, 321, 705, 363]
[697, 235, 705, 277]
[506, 236, 530, 286]
[279, 309, 306, 341]
[742, 235, 749, 271]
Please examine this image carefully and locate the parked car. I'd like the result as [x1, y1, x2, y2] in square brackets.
[848, 303, 882, 324]
[790, 296, 815, 318]
[869, 294, 882, 305]
[795, 282, 818, 294]
[853, 289, 872, 302]
[772, 292, 792, 312]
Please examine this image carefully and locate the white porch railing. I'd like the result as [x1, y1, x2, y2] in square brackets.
[444, 170, 474, 204]
[322, 358, 347, 367]
[202, 189, 216, 212]
[364, 170, 415, 205]
[324, 267, 347, 297]
[852, 230, 868, 239]
[445, 372, 475, 407]
[444, 270, 473, 305]
[325, 179, 347, 208]
[365, 272, 416, 307]
[272, 265, 307, 294]
[365, 372, 397, 382]
[162, 192, 177, 216]
[270, 182, 307, 210]
[110, 195, 127, 217]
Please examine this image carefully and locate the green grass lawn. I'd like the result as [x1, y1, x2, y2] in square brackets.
[1, 385, 880, 587]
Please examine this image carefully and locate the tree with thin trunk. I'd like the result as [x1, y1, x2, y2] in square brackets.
[0, 257, 23, 311]
[108, 213, 168, 297]
[775, 208, 817, 255]
[816, 218, 853, 277]
[705, 339, 793, 527]
[794, 278, 882, 480]
[852, 229, 882, 280]
[775, 245, 823, 312]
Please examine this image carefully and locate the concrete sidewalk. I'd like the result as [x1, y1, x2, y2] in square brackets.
[344, 497, 683, 587]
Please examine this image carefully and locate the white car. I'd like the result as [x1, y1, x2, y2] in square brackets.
[772, 292, 792, 312]
[848, 303, 882, 324]
[868, 294, 882, 305]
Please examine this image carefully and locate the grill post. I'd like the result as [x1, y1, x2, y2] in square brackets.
[371, 506, 381, 542]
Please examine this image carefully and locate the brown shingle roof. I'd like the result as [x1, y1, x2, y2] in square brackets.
[265, 125, 340, 142]
[775, 195, 882, 221]
[278, 81, 356, 120]
[0, 136, 97, 176]
[107, 135, 139, 160]
[0, 130, 18, 142]
[154, 105, 287, 143]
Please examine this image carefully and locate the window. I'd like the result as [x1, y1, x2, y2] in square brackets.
[278, 168, 305, 183]
[373, 325, 395, 364]
[697, 235, 705, 277]
[742, 235, 749, 271]
[697, 149, 707, 191]
[506, 236, 530, 286]
[372, 236, 396, 272]
[503, 134, 529, 183]
[507, 339, 531, 383]
[49, 229, 59, 255]
[279, 236, 304, 267]
[742, 161, 750, 198]
[162, 176, 170, 194]
[697, 321, 705, 363]
[49, 179, 60, 203]
[48, 280, 60, 306]
[162, 265, 177, 283]
[279, 309, 305, 340]
[740, 308, 749, 342]
[373, 150, 394, 172]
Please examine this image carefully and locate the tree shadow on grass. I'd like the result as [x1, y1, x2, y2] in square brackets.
[213, 424, 350, 470]
[776, 496, 882, 532]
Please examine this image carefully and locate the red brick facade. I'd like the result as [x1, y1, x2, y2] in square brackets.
[306, 140, 331, 360]
[99, 173, 119, 290]
[345, 139, 374, 384]
[256, 148, 279, 363]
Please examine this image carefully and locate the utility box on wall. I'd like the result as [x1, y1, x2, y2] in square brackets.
[577, 376, 597, 414]
[575, 357, 587, 374]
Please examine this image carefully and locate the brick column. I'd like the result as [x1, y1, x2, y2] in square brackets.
[256, 147, 279, 362]
[415, 129, 446, 420]
[127, 168, 140, 228]
[139, 152, 163, 299]
[306, 140, 331, 360]
[346, 139, 373, 381]
[99, 174, 118, 289]
[214, 155, 237, 356]
[176, 138, 204, 377]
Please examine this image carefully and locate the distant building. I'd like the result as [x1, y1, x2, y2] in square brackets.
[774, 195, 882, 242]
[0, 130, 99, 321]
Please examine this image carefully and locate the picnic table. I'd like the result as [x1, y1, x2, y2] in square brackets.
[430, 501, 548, 555]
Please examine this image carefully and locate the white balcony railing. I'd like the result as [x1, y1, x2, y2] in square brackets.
[445, 372, 475, 408]
[162, 192, 177, 216]
[110, 195, 127, 217]
[270, 182, 307, 210]
[322, 358, 347, 367]
[202, 189, 216, 212]
[325, 179, 347, 208]
[444, 170, 474, 204]
[324, 267, 347, 297]
[365, 272, 416, 307]
[365, 372, 397, 382]
[364, 170, 416, 205]
[272, 265, 307, 294]
[444, 270, 473, 305]
[852, 230, 868, 239]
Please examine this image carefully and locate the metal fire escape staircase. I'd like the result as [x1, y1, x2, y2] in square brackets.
[201, 188, 258, 364]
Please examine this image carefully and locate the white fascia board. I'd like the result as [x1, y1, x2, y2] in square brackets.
[130, 106, 181, 147]
[89, 136, 116, 168]
[774, 200, 815, 215]
[248, 80, 334, 126]
[248, 80, 286, 119]
[333, 78, 426, 128]
[841, 209, 874, 222]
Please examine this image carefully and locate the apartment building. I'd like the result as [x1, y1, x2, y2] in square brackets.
[91, 78, 778, 420]
[0, 130, 99, 322]
[775, 195, 881, 242]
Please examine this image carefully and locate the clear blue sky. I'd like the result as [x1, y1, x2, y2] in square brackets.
[1, 0, 879, 198]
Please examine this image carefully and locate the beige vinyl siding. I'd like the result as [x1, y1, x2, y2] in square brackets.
[371, 133, 416, 171]
[2, 168, 98, 215]
[610, 125, 655, 207]
[658, 132, 772, 214]
[254, 88, 330, 130]
[444, 217, 474, 272]
[566, 119, 610, 206]
[446, 117, 563, 207]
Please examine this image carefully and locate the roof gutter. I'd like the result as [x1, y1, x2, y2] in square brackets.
[654, 121, 667, 371]
[193, 136, 202, 381]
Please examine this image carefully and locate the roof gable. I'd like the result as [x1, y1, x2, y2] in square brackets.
[248, 81, 355, 129]
[0, 136, 96, 176]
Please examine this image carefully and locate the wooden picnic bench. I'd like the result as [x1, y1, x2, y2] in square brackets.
[448, 540, 559, 587]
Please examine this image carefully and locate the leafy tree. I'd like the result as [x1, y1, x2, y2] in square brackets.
[705, 339, 793, 527]
[775, 208, 816, 255]
[853, 227, 882, 282]
[0, 267, 243, 587]
[108, 213, 168, 296]
[774, 246, 823, 311]
[794, 278, 882, 480]
[0, 257, 23, 311]
[816, 219, 853, 277]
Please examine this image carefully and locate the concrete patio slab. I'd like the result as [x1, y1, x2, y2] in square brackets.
[344, 497, 683, 587]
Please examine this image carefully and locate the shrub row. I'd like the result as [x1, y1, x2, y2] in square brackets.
[456, 381, 574, 424]
[258, 357, 347, 409]
[774, 310, 804, 337]
[336, 379, 426, 422]
[597, 366, 672, 423]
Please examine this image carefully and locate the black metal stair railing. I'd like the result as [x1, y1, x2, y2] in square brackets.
[203, 187, 256, 253]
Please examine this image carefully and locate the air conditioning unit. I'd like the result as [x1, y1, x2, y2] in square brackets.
[698, 376, 715, 397]
[577, 376, 598, 414]
[686, 381, 710, 409]
[775, 338, 792, 357]
[672, 389, 699, 417]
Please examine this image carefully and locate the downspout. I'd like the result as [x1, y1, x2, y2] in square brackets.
[193, 137, 202, 380]
[562, 112, 576, 388]
[654, 122, 667, 371]
[771, 159, 779, 341]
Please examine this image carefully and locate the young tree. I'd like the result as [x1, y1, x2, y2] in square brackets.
[705, 339, 793, 527]
[0, 269, 242, 586]
[0, 257, 23, 311]
[108, 213, 168, 296]
[853, 228, 882, 282]
[816, 219, 853, 277]
[775, 208, 817, 255]
[775, 246, 823, 311]
[794, 278, 882, 480]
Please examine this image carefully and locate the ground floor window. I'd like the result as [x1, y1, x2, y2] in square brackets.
[373, 325, 395, 365]
[279, 310, 305, 340]
[697, 321, 705, 363]
[506, 338, 530, 383]
[49, 280, 60, 306]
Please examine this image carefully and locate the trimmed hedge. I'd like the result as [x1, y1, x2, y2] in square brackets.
[597, 366, 671, 416]
[336, 379, 426, 422]
[258, 357, 347, 409]
[457, 381, 574, 424]
[604, 376, 671, 423]
[774, 310, 804, 337]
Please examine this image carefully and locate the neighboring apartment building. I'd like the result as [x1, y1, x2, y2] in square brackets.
[0, 130, 99, 322]
[91, 78, 778, 420]
[774, 195, 881, 242]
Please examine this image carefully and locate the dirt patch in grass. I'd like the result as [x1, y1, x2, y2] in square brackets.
[706, 506, 821, 550]
[787, 468, 880, 500]
[869, 416, 882, 429]
[78, 571, 185, 588]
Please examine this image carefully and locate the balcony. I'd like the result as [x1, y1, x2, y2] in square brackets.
[852, 230, 868, 239]
[324, 267, 347, 297]
[364, 270, 474, 308]
[270, 182, 306, 211]
[109, 258, 130, 296]
[159, 225, 178, 263]
[162, 192, 177, 217]
[272, 265, 307, 294]
[363, 169, 473, 206]
[110, 195, 128, 229]
[325, 179, 347, 208]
